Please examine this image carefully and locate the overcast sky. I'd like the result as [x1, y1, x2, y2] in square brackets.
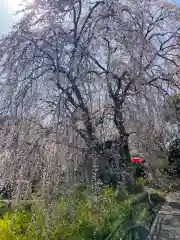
[0, 1, 19, 35]
[0, 0, 180, 35]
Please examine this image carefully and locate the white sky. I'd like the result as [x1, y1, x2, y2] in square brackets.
[0, 0, 33, 35]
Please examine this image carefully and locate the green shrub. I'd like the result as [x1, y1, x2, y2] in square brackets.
[0, 184, 151, 240]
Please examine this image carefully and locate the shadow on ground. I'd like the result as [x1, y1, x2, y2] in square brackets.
[168, 201, 180, 211]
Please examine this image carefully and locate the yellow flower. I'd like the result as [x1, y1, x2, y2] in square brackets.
[103, 187, 114, 198]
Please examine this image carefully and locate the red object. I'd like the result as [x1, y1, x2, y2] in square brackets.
[131, 157, 144, 163]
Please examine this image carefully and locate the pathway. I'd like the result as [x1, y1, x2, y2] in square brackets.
[148, 192, 180, 239]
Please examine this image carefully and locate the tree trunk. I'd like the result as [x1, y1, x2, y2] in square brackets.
[113, 100, 136, 188]
[114, 101, 131, 167]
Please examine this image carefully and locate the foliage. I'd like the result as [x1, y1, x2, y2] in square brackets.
[128, 178, 147, 194]
[135, 177, 148, 187]
[168, 137, 180, 175]
[0, 185, 153, 240]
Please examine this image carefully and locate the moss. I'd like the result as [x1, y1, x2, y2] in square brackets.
[148, 188, 166, 199]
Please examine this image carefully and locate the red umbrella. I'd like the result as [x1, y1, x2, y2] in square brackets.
[131, 157, 144, 163]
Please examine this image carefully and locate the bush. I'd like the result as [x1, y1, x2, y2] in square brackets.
[0, 184, 151, 240]
[168, 137, 180, 175]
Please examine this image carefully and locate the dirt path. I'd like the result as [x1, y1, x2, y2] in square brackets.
[148, 192, 180, 239]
